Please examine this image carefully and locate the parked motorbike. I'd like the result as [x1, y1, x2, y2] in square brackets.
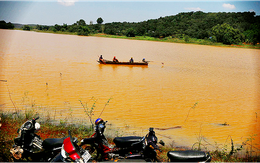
[10, 117, 66, 161]
[79, 118, 164, 162]
[51, 130, 92, 163]
[138, 127, 211, 162]
[80, 118, 212, 162]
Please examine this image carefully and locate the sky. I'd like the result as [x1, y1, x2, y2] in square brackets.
[0, 0, 260, 25]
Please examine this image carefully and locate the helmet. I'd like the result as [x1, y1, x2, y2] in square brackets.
[35, 122, 40, 131]
[95, 118, 104, 125]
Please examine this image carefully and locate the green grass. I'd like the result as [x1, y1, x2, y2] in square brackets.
[92, 33, 260, 49]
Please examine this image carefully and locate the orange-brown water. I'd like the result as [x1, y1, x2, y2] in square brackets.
[0, 29, 259, 152]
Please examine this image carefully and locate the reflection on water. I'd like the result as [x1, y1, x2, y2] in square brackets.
[0, 29, 259, 152]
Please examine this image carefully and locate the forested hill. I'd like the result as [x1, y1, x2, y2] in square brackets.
[1, 11, 260, 45]
[104, 11, 260, 44]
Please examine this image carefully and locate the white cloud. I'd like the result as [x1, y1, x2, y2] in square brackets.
[58, 0, 78, 6]
[185, 7, 202, 12]
[222, 3, 236, 10]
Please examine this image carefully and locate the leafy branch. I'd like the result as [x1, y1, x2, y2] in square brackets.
[184, 102, 198, 122]
[79, 97, 97, 129]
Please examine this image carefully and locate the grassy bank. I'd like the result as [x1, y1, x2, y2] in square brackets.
[0, 109, 259, 162]
[92, 33, 260, 49]
[23, 29, 260, 49]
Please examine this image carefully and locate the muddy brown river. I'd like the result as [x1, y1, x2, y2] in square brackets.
[0, 29, 259, 153]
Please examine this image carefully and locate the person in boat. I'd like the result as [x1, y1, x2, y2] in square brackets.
[129, 57, 134, 63]
[113, 56, 119, 62]
[99, 55, 105, 63]
[142, 58, 146, 62]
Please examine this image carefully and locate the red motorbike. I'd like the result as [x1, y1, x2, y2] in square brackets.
[51, 130, 92, 163]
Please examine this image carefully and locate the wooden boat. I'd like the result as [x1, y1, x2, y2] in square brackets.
[97, 60, 148, 65]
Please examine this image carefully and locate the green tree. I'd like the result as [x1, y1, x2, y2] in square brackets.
[244, 24, 260, 45]
[6, 22, 14, 29]
[126, 28, 136, 37]
[0, 21, 14, 29]
[184, 35, 190, 42]
[212, 23, 244, 44]
[22, 25, 31, 31]
[54, 24, 62, 31]
[77, 19, 86, 26]
[36, 24, 42, 30]
[77, 25, 90, 36]
[97, 17, 103, 24]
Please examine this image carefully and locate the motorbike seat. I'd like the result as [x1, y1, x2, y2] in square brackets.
[167, 150, 211, 162]
[42, 138, 64, 149]
[113, 136, 143, 148]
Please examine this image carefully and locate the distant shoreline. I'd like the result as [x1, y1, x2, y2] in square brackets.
[8, 28, 260, 50]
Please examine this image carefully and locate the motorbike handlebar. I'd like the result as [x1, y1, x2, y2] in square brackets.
[34, 117, 39, 121]
[32, 116, 39, 124]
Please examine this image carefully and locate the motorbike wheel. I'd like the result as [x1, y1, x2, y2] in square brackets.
[11, 156, 20, 162]
[144, 158, 152, 162]
[83, 144, 96, 154]
[11, 156, 31, 162]
[145, 158, 162, 163]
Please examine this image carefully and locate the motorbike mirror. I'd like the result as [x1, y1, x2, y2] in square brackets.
[32, 116, 39, 124]
[72, 137, 78, 143]
[159, 140, 165, 146]
[17, 128, 20, 134]
[34, 116, 39, 120]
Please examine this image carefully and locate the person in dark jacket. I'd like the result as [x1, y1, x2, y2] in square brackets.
[129, 57, 134, 63]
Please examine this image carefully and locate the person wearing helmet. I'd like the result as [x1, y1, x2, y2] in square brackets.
[129, 57, 134, 63]
[113, 56, 119, 62]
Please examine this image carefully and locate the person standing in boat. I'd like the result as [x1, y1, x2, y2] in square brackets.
[129, 57, 134, 63]
[99, 55, 105, 63]
[113, 56, 119, 62]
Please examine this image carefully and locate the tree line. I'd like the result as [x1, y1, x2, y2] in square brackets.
[0, 20, 14, 29]
[103, 11, 259, 45]
[1, 12, 260, 45]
